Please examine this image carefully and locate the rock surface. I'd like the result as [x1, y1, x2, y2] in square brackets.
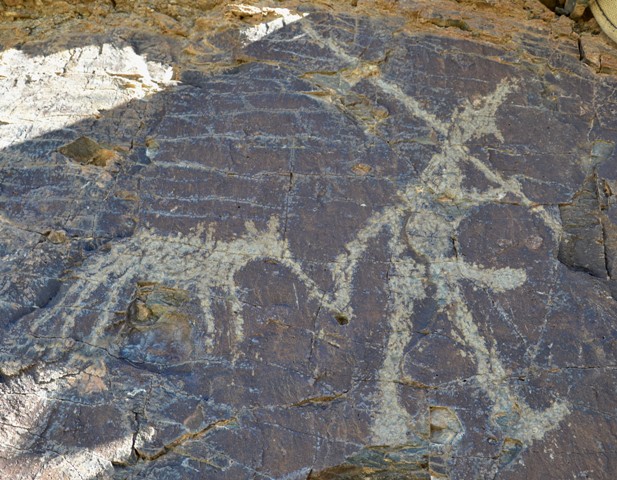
[1, 1, 617, 479]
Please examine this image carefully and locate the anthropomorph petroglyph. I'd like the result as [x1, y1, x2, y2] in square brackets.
[325, 77, 570, 447]
[293, 23, 571, 449]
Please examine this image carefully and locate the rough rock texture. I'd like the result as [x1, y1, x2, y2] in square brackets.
[1, 1, 617, 479]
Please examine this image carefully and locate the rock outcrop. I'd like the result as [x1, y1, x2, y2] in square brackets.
[1, 1, 617, 479]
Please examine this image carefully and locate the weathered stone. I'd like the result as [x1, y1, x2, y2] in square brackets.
[558, 173, 608, 279]
[1, 1, 617, 479]
[58, 136, 117, 167]
[45, 229, 69, 244]
[308, 443, 431, 480]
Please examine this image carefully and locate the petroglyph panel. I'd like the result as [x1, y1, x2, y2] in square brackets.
[1, 2, 617, 479]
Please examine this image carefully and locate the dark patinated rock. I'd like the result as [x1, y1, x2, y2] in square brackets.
[1, 1, 617, 479]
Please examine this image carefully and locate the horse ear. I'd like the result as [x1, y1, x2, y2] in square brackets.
[591, 0, 617, 45]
